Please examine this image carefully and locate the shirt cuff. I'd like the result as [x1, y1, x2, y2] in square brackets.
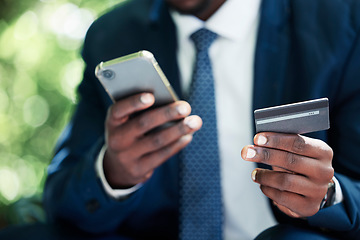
[332, 175, 343, 205]
[95, 145, 142, 199]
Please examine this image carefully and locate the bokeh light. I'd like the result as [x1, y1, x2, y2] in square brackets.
[23, 95, 50, 127]
[0, 0, 126, 229]
[0, 168, 20, 202]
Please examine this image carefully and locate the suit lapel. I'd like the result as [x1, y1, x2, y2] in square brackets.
[253, 0, 291, 169]
[145, 0, 183, 99]
[253, 0, 291, 112]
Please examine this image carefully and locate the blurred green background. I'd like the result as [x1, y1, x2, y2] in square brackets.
[0, 0, 124, 229]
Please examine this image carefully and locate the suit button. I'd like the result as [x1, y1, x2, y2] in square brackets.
[86, 199, 100, 213]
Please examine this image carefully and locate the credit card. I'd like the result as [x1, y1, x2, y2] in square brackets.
[254, 98, 330, 134]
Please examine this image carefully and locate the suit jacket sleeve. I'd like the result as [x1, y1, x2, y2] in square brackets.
[43, 1, 180, 237]
[306, 25, 360, 238]
[42, 16, 150, 231]
[257, 1, 360, 237]
[42, 60, 149, 233]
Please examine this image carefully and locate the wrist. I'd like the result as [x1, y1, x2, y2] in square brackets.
[96, 145, 142, 199]
[103, 148, 136, 189]
[320, 176, 336, 209]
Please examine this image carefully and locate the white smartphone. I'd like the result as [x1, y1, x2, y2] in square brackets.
[95, 50, 178, 107]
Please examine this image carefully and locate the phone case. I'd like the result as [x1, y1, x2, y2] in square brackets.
[95, 50, 178, 106]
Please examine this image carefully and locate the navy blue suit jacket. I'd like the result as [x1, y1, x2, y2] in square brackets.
[44, 0, 360, 238]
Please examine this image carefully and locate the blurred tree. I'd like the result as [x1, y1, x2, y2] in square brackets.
[0, 0, 126, 229]
[0, 0, 37, 21]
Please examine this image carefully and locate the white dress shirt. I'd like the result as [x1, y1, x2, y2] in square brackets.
[170, 1, 276, 239]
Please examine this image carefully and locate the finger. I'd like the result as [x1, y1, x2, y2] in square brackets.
[272, 166, 293, 173]
[253, 133, 333, 161]
[107, 93, 155, 130]
[138, 134, 193, 174]
[273, 201, 302, 218]
[260, 185, 320, 217]
[106, 116, 201, 182]
[251, 168, 327, 198]
[107, 101, 191, 151]
[121, 101, 191, 137]
[242, 145, 327, 177]
[130, 115, 202, 158]
[113, 134, 193, 186]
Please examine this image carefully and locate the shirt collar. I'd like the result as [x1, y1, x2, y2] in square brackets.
[170, 0, 262, 42]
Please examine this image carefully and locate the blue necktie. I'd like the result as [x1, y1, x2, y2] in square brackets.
[179, 28, 223, 240]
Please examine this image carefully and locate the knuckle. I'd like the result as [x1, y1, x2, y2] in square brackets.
[280, 174, 294, 191]
[324, 166, 334, 181]
[262, 149, 271, 163]
[270, 135, 281, 147]
[292, 136, 306, 152]
[136, 116, 151, 129]
[177, 122, 188, 135]
[130, 95, 141, 108]
[312, 165, 322, 179]
[325, 147, 334, 161]
[315, 165, 334, 182]
[151, 134, 164, 148]
[159, 145, 172, 158]
[285, 152, 298, 167]
[164, 106, 174, 119]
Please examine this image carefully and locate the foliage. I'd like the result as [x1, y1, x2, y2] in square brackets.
[0, 0, 124, 227]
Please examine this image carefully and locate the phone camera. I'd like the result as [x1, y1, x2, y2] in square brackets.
[102, 70, 115, 80]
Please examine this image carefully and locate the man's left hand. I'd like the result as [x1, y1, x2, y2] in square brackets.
[241, 133, 334, 218]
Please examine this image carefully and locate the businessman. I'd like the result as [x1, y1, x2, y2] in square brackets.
[44, 0, 360, 239]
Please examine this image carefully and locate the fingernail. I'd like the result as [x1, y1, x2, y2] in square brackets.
[257, 135, 267, 145]
[184, 117, 200, 129]
[246, 148, 256, 159]
[140, 93, 154, 105]
[180, 134, 193, 142]
[251, 169, 257, 181]
[177, 104, 188, 115]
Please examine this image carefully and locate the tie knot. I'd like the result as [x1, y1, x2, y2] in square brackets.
[190, 28, 218, 52]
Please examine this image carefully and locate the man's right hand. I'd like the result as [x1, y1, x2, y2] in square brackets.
[103, 93, 202, 189]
